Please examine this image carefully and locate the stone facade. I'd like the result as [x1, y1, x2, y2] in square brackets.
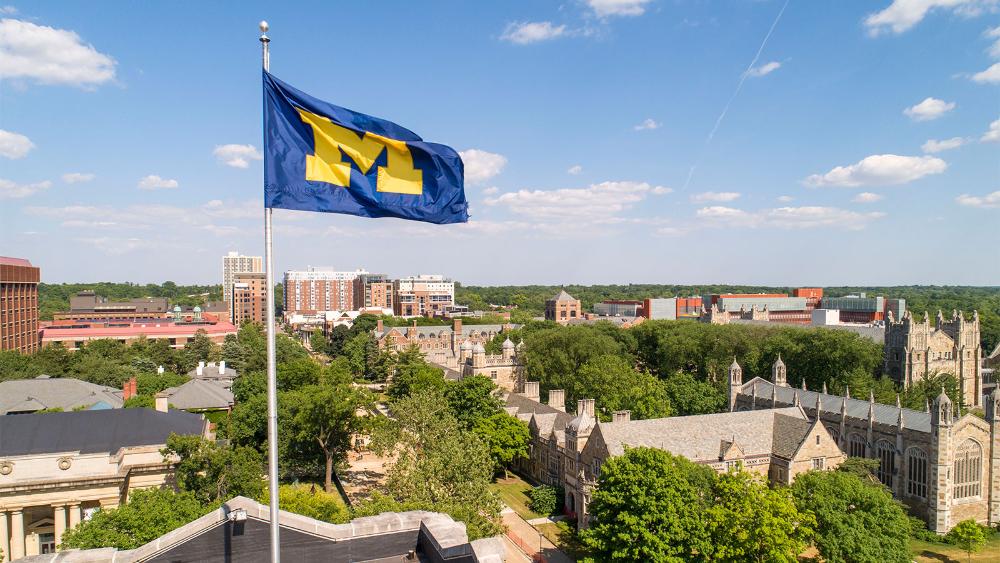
[544, 290, 581, 324]
[731, 356, 1000, 533]
[884, 310, 982, 407]
[457, 338, 525, 392]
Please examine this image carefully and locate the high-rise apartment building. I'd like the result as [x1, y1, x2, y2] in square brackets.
[232, 272, 267, 326]
[394, 274, 454, 316]
[283, 268, 367, 313]
[222, 251, 263, 310]
[0, 256, 40, 354]
[353, 273, 394, 310]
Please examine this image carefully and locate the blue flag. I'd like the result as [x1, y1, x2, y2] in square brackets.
[263, 71, 468, 224]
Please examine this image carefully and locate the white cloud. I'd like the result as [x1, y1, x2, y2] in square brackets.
[500, 21, 566, 44]
[903, 97, 956, 121]
[137, 174, 178, 190]
[485, 181, 665, 221]
[745, 61, 781, 78]
[956, 191, 1000, 208]
[633, 118, 660, 131]
[921, 137, 967, 153]
[0, 18, 116, 87]
[0, 6, 17, 15]
[973, 62, 1000, 83]
[853, 192, 884, 203]
[483, 186, 499, 195]
[201, 199, 260, 219]
[651, 186, 673, 195]
[697, 205, 885, 230]
[588, 0, 652, 17]
[986, 25, 1000, 56]
[864, 0, 998, 36]
[691, 191, 741, 203]
[776, 195, 794, 203]
[61, 172, 95, 184]
[982, 119, 1000, 142]
[567, 164, 583, 175]
[0, 129, 34, 159]
[459, 149, 507, 185]
[804, 154, 947, 187]
[213, 144, 262, 168]
[0, 178, 51, 198]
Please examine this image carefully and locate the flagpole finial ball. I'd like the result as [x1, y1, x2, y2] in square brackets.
[259, 21, 269, 33]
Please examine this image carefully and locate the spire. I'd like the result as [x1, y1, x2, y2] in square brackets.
[897, 405, 905, 429]
[841, 394, 848, 415]
[868, 391, 875, 422]
[793, 390, 801, 407]
[895, 394, 901, 408]
[729, 357, 743, 386]
[822, 381, 828, 395]
[771, 354, 787, 387]
[771, 382, 778, 405]
[815, 392, 823, 412]
[925, 398, 930, 413]
[845, 385, 851, 400]
[801, 379, 807, 391]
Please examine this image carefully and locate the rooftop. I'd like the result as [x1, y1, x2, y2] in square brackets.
[41, 320, 238, 338]
[0, 256, 34, 267]
[549, 289, 576, 302]
[161, 379, 234, 411]
[0, 376, 124, 415]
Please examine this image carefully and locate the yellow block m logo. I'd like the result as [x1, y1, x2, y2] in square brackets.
[297, 108, 423, 195]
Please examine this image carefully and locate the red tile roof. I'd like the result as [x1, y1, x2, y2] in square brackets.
[0, 256, 33, 267]
[41, 321, 238, 338]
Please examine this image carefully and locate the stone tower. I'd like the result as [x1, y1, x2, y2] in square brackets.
[728, 358, 743, 412]
[929, 389, 954, 532]
[987, 387, 1000, 527]
[884, 310, 982, 407]
[772, 354, 788, 387]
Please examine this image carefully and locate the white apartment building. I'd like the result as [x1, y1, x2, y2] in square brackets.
[221, 251, 262, 309]
[394, 274, 455, 316]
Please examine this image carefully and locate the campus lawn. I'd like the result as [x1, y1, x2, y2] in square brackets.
[491, 475, 545, 521]
[537, 521, 589, 561]
[909, 532, 1000, 562]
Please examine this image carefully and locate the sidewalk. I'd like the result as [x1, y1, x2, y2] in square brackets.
[501, 507, 576, 563]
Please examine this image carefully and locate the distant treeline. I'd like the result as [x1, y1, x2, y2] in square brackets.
[38, 282, 223, 320]
[456, 284, 1000, 349]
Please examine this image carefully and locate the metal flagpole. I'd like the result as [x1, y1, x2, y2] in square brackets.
[259, 20, 281, 563]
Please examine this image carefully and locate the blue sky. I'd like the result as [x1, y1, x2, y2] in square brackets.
[1, 0, 998, 286]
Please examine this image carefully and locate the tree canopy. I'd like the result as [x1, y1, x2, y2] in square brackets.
[60, 488, 206, 550]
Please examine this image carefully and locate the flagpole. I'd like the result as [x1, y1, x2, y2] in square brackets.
[259, 20, 281, 563]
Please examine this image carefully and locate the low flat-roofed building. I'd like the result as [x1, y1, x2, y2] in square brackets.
[40, 319, 237, 351]
[0, 408, 209, 560]
[0, 376, 123, 415]
[17, 496, 505, 563]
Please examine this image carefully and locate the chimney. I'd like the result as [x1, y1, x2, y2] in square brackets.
[613, 410, 631, 424]
[453, 318, 462, 335]
[547, 389, 566, 412]
[123, 377, 137, 400]
[523, 381, 540, 400]
[156, 365, 165, 375]
[218, 360, 226, 374]
[196, 364, 204, 376]
[376, 319, 384, 333]
[155, 392, 169, 413]
[407, 320, 417, 339]
[577, 398, 595, 417]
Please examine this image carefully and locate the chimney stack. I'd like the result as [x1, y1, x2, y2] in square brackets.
[613, 410, 631, 424]
[547, 389, 566, 412]
[196, 364, 204, 376]
[218, 360, 226, 374]
[523, 382, 540, 400]
[453, 318, 462, 335]
[376, 319, 384, 333]
[123, 377, 137, 400]
[154, 392, 169, 413]
[577, 398, 596, 418]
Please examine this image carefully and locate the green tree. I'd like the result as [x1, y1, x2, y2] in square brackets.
[704, 469, 814, 562]
[445, 375, 503, 429]
[387, 345, 446, 400]
[285, 384, 370, 492]
[227, 392, 270, 449]
[309, 329, 327, 354]
[574, 355, 672, 420]
[945, 519, 988, 563]
[472, 412, 530, 477]
[60, 488, 205, 550]
[326, 324, 352, 356]
[581, 447, 715, 562]
[162, 434, 265, 504]
[260, 484, 350, 523]
[179, 329, 220, 371]
[791, 469, 910, 563]
[232, 370, 266, 403]
[277, 358, 322, 391]
[662, 371, 726, 416]
[527, 485, 561, 516]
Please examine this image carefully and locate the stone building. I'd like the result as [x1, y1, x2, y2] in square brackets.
[0, 408, 209, 560]
[730, 356, 1000, 533]
[884, 310, 982, 407]
[504, 380, 845, 529]
[374, 319, 512, 357]
[544, 290, 581, 324]
[457, 338, 525, 392]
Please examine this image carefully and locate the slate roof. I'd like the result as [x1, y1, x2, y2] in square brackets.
[504, 392, 574, 433]
[589, 406, 810, 462]
[739, 377, 932, 433]
[186, 362, 238, 380]
[162, 379, 234, 411]
[375, 324, 515, 339]
[771, 413, 814, 459]
[549, 290, 576, 302]
[0, 377, 124, 415]
[0, 408, 206, 457]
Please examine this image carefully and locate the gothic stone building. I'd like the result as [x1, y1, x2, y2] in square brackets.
[455, 338, 525, 392]
[374, 319, 512, 357]
[884, 310, 982, 407]
[505, 381, 845, 529]
[730, 356, 1000, 533]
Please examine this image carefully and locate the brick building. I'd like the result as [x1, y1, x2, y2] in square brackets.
[52, 291, 170, 322]
[231, 272, 266, 326]
[0, 257, 40, 354]
[545, 290, 581, 324]
[40, 317, 237, 351]
[730, 356, 1000, 533]
[221, 251, 262, 311]
[353, 273, 394, 310]
[283, 268, 366, 314]
[394, 275, 454, 316]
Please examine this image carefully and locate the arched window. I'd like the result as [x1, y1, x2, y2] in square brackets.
[849, 434, 866, 458]
[875, 440, 895, 487]
[906, 447, 928, 499]
[953, 440, 982, 499]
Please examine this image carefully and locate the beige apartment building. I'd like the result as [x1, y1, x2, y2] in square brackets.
[0, 408, 209, 560]
[231, 272, 266, 326]
[394, 275, 454, 316]
[221, 251, 262, 311]
[0, 257, 39, 355]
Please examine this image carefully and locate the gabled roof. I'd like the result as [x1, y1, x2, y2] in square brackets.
[550, 289, 576, 302]
[0, 377, 124, 415]
[504, 392, 574, 435]
[771, 413, 815, 459]
[739, 377, 932, 433]
[0, 408, 206, 457]
[17, 496, 505, 563]
[162, 379, 234, 411]
[587, 406, 809, 462]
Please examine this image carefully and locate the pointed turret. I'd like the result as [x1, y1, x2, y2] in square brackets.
[728, 357, 743, 412]
[868, 391, 876, 422]
[925, 398, 930, 413]
[801, 379, 807, 391]
[895, 394, 901, 408]
[822, 382, 828, 395]
[845, 385, 851, 400]
[771, 354, 787, 387]
[931, 387, 953, 428]
[793, 390, 801, 407]
[815, 392, 823, 413]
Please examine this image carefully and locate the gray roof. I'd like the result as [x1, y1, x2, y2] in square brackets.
[771, 413, 814, 459]
[739, 377, 932, 433]
[504, 392, 574, 434]
[376, 324, 515, 339]
[0, 408, 206, 457]
[0, 377, 123, 415]
[589, 406, 810, 462]
[550, 290, 576, 302]
[186, 362, 238, 379]
[162, 379, 234, 411]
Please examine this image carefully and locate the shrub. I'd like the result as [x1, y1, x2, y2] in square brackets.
[528, 484, 561, 516]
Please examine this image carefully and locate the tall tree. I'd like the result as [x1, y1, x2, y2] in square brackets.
[162, 434, 265, 504]
[472, 412, 530, 477]
[285, 384, 370, 492]
[60, 488, 206, 550]
[445, 375, 503, 429]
